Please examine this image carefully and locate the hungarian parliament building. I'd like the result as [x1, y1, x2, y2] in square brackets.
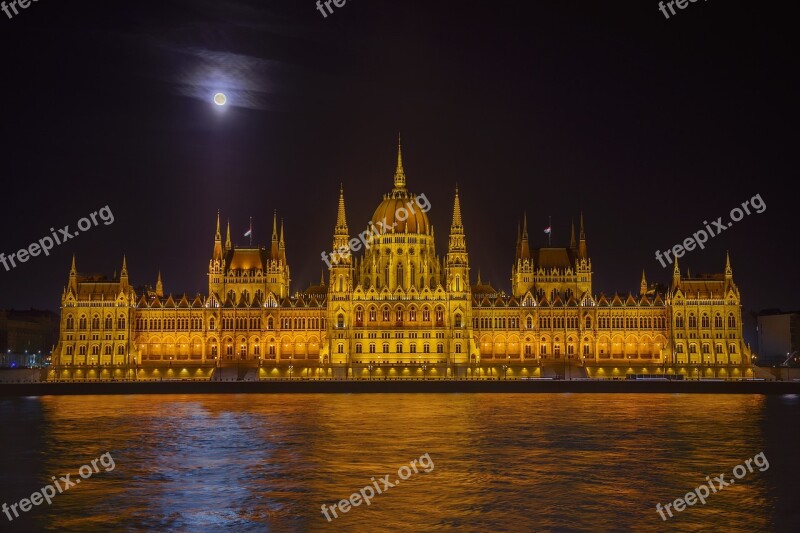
[49, 142, 754, 381]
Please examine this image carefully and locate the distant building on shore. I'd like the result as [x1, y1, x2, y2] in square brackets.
[0, 309, 59, 367]
[756, 310, 800, 366]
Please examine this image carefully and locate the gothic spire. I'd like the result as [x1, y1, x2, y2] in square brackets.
[336, 183, 348, 233]
[393, 133, 406, 190]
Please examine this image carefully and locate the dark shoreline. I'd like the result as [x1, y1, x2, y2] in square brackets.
[2, 380, 800, 396]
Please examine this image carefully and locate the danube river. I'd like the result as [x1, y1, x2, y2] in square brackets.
[1, 394, 798, 531]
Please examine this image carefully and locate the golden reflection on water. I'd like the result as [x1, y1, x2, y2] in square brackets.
[1, 394, 797, 531]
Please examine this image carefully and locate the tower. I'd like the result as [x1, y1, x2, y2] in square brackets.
[511, 213, 534, 298]
[326, 185, 354, 366]
[445, 187, 475, 363]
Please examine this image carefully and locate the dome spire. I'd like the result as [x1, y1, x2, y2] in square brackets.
[394, 132, 406, 190]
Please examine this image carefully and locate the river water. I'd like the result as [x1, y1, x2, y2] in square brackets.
[1, 394, 798, 532]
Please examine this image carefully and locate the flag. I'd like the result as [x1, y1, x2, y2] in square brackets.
[544, 226, 551, 234]
[244, 229, 252, 237]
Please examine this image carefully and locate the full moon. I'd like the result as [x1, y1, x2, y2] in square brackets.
[213, 93, 227, 106]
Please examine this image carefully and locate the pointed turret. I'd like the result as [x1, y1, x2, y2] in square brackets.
[331, 186, 350, 266]
[156, 270, 164, 298]
[725, 250, 733, 279]
[336, 183, 349, 234]
[578, 212, 588, 259]
[570, 220, 577, 250]
[393, 133, 406, 191]
[120, 255, 129, 289]
[518, 212, 530, 260]
[279, 218, 286, 263]
[672, 256, 681, 289]
[271, 210, 279, 259]
[640, 269, 647, 296]
[68, 254, 78, 293]
[451, 186, 463, 232]
[213, 210, 223, 260]
[225, 219, 232, 251]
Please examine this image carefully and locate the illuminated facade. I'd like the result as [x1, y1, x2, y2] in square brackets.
[49, 141, 754, 381]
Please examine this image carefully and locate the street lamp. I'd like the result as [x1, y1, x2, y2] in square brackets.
[368, 364, 373, 381]
[502, 364, 508, 380]
[422, 363, 427, 380]
[289, 364, 294, 380]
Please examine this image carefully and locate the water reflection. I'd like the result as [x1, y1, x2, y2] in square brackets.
[0, 394, 798, 531]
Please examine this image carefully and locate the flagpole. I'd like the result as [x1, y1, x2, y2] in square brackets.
[249, 216, 252, 247]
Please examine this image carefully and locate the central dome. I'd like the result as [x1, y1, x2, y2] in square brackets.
[370, 137, 430, 235]
[371, 193, 430, 234]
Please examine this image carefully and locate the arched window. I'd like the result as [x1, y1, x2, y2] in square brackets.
[338, 275, 343, 292]
[397, 263, 403, 289]
[66, 316, 74, 330]
[526, 316, 533, 329]
[91, 316, 100, 329]
[454, 314, 462, 328]
[688, 314, 697, 328]
[701, 314, 710, 328]
[714, 314, 722, 328]
[675, 314, 684, 328]
[104, 345, 112, 355]
[209, 317, 216, 330]
[585, 316, 592, 329]
[267, 317, 274, 329]
[118, 346, 125, 355]
[383, 307, 390, 321]
[117, 316, 126, 329]
[104, 315, 113, 329]
[728, 314, 736, 328]
[455, 275, 461, 292]
[337, 314, 345, 328]
[79, 316, 87, 330]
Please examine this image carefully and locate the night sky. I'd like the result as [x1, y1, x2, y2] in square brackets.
[1, 1, 796, 343]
